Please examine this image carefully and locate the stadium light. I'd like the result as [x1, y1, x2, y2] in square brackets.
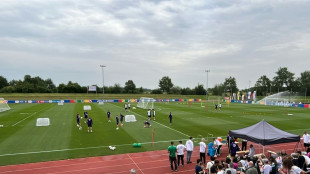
[100, 65, 106, 103]
[205, 70, 210, 100]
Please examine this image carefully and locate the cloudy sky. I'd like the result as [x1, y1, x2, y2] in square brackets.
[1, 0, 310, 90]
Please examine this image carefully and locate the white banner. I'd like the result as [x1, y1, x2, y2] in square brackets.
[88, 86, 97, 91]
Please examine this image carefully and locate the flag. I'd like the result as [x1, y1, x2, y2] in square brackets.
[247, 91, 251, 100]
[253, 91, 257, 101]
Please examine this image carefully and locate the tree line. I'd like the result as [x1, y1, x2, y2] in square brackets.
[0, 67, 309, 96]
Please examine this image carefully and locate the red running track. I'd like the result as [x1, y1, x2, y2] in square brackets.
[0, 142, 301, 174]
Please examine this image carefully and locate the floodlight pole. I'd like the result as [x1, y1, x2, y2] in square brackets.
[205, 70, 210, 100]
[100, 65, 106, 103]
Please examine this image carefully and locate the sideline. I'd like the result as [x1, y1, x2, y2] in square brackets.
[0, 138, 188, 157]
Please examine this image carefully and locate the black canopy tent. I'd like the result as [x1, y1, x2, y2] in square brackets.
[229, 120, 300, 153]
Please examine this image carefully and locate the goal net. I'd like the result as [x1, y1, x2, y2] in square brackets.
[137, 97, 154, 109]
[125, 115, 137, 122]
[36, 118, 50, 126]
[0, 98, 10, 112]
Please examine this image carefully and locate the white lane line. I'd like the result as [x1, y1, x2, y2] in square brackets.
[127, 154, 145, 174]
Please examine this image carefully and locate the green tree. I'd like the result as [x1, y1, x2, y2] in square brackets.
[170, 86, 181, 94]
[223, 76, 238, 95]
[111, 84, 122, 93]
[255, 75, 271, 96]
[151, 88, 163, 94]
[272, 67, 295, 91]
[0, 76, 9, 90]
[159, 76, 173, 93]
[180, 87, 193, 95]
[138, 87, 144, 94]
[194, 84, 206, 95]
[124, 80, 136, 93]
[210, 83, 225, 96]
[298, 71, 310, 95]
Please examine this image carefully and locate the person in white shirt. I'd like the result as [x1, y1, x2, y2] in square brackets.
[278, 156, 306, 174]
[217, 165, 224, 174]
[263, 159, 272, 174]
[200, 138, 207, 165]
[177, 140, 186, 167]
[128, 103, 131, 111]
[213, 138, 222, 156]
[147, 109, 151, 121]
[185, 137, 194, 164]
[206, 156, 215, 172]
[303, 132, 310, 149]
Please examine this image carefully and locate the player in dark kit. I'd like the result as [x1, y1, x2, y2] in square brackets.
[87, 117, 93, 132]
[84, 111, 88, 123]
[120, 113, 124, 126]
[144, 121, 151, 128]
[215, 104, 218, 111]
[116, 115, 119, 130]
[168, 112, 173, 125]
[76, 113, 81, 130]
[107, 110, 111, 122]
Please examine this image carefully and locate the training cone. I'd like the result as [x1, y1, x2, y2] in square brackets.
[137, 143, 141, 147]
[133, 143, 137, 147]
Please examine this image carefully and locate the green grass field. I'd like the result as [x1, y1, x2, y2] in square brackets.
[0, 101, 309, 166]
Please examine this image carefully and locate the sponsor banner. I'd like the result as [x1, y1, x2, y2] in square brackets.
[88, 86, 97, 91]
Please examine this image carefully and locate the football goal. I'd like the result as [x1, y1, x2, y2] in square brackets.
[125, 115, 137, 122]
[137, 97, 154, 109]
[36, 118, 50, 126]
[0, 98, 10, 112]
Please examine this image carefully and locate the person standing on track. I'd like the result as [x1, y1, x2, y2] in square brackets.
[177, 140, 186, 167]
[185, 136, 194, 164]
[168, 141, 178, 172]
[199, 138, 207, 165]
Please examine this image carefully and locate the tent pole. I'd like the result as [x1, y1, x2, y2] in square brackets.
[263, 146, 265, 154]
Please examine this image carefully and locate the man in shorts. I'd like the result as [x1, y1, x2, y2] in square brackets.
[144, 121, 151, 128]
[83, 111, 88, 123]
[107, 110, 111, 122]
[76, 113, 81, 130]
[152, 109, 156, 121]
[116, 115, 119, 130]
[124, 103, 128, 112]
[87, 117, 93, 132]
[147, 109, 151, 121]
[120, 113, 124, 126]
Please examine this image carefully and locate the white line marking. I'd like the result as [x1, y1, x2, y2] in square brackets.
[11, 112, 37, 127]
[0, 139, 188, 157]
[127, 154, 145, 174]
[111, 103, 190, 137]
[11, 106, 51, 127]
